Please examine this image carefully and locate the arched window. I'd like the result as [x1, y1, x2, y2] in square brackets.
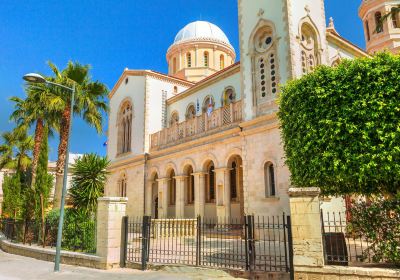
[392, 8, 399, 29]
[202, 96, 215, 113]
[187, 53, 192, 68]
[170, 111, 179, 126]
[204, 52, 209, 67]
[222, 88, 236, 106]
[117, 101, 132, 155]
[168, 170, 176, 206]
[252, 24, 279, 104]
[173, 57, 177, 73]
[119, 174, 127, 197]
[365, 20, 371, 41]
[173, 86, 178, 93]
[264, 162, 276, 197]
[206, 162, 215, 203]
[300, 22, 320, 74]
[375, 12, 383, 33]
[220, 54, 225, 69]
[185, 166, 194, 205]
[230, 161, 237, 201]
[186, 104, 196, 120]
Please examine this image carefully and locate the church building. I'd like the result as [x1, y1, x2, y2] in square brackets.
[104, 0, 400, 219]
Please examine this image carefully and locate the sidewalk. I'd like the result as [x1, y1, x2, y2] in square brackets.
[0, 250, 244, 280]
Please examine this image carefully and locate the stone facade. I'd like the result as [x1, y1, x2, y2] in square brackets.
[104, 0, 397, 222]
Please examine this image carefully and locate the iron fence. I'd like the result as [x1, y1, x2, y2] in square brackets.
[123, 214, 293, 275]
[321, 210, 396, 267]
[0, 218, 96, 253]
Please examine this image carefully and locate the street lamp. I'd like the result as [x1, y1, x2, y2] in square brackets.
[23, 73, 75, 272]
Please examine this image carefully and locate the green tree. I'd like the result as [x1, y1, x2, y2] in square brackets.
[0, 129, 33, 173]
[10, 83, 59, 188]
[69, 154, 109, 215]
[48, 61, 109, 209]
[278, 52, 400, 196]
[33, 125, 53, 247]
[33, 125, 53, 219]
[1, 173, 24, 219]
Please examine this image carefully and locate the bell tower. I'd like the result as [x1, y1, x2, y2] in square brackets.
[359, 0, 400, 54]
[238, 0, 329, 120]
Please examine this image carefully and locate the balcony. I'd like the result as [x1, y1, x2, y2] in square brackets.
[150, 100, 243, 150]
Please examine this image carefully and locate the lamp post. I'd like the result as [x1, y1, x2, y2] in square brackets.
[23, 73, 75, 272]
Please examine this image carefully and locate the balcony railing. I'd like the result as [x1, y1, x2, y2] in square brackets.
[150, 100, 243, 150]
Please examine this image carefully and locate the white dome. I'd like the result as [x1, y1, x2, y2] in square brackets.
[173, 21, 232, 47]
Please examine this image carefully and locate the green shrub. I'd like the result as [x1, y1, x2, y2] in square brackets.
[349, 196, 400, 266]
[279, 52, 400, 196]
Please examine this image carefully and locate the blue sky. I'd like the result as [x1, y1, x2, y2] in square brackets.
[0, 0, 365, 161]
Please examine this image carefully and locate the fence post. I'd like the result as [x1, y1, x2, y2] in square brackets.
[196, 216, 201, 266]
[120, 216, 129, 268]
[244, 215, 255, 271]
[286, 216, 295, 280]
[288, 188, 324, 277]
[96, 197, 128, 269]
[141, 216, 151, 271]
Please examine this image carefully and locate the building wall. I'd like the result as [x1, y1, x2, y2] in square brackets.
[107, 75, 146, 161]
[167, 71, 241, 124]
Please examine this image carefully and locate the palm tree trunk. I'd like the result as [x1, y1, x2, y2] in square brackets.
[30, 118, 44, 189]
[53, 107, 71, 209]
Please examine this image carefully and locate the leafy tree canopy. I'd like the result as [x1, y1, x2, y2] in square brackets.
[278, 52, 400, 196]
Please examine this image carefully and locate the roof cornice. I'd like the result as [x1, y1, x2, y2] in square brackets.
[167, 62, 240, 104]
[108, 69, 194, 99]
[326, 30, 369, 57]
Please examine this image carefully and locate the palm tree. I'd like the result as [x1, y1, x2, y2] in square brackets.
[69, 154, 110, 215]
[9, 83, 60, 188]
[0, 129, 33, 173]
[48, 61, 109, 209]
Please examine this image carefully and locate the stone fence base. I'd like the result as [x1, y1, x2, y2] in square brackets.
[0, 238, 105, 269]
[296, 264, 400, 279]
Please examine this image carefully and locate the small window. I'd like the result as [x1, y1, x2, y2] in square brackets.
[202, 96, 215, 113]
[170, 111, 179, 126]
[365, 20, 371, 41]
[392, 8, 399, 29]
[173, 86, 178, 93]
[220, 54, 225, 70]
[186, 104, 196, 120]
[173, 57, 177, 73]
[206, 163, 215, 203]
[375, 12, 383, 33]
[168, 170, 176, 206]
[125, 77, 129, 84]
[222, 88, 236, 106]
[204, 52, 209, 67]
[187, 53, 192, 68]
[230, 161, 237, 200]
[119, 175, 127, 197]
[264, 162, 276, 197]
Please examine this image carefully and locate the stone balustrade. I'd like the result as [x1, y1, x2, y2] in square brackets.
[150, 100, 242, 150]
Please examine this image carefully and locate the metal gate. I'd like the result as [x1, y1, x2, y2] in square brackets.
[121, 214, 293, 277]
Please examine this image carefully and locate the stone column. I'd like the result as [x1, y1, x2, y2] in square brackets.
[214, 168, 231, 222]
[174, 175, 187, 218]
[96, 197, 127, 269]
[156, 178, 170, 218]
[144, 180, 153, 216]
[288, 187, 325, 270]
[193, 172, 206, 217]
